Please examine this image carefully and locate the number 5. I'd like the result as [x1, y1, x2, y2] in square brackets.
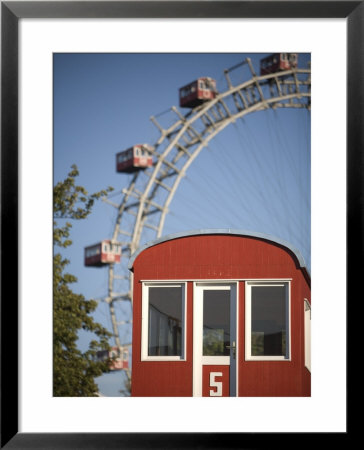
[209, 372, 223, 396]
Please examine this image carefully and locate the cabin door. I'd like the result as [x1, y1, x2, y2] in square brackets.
[193, 283, 237, 397]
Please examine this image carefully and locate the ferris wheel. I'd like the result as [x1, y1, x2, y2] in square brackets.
[85, 53, 311, 387]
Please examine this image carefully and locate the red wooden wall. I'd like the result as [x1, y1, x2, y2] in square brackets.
[130, 233, 310, 397]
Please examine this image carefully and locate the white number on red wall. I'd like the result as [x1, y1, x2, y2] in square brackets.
[209, 372, 223, 396]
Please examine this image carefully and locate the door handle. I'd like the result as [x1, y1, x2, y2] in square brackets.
[226, 341, 236, 358]
[226, 341, 236, 349]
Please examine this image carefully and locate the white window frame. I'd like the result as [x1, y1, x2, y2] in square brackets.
[141, 282, 187, 361]
[304, 298, 311, 372]
[245, 281, 291, 361]
[195, 283, 235, 366]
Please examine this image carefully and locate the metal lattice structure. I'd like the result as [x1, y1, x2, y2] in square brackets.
[101, 58, 311, 384]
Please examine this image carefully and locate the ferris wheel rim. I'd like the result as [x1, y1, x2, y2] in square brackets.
[113, 66, 311, 257]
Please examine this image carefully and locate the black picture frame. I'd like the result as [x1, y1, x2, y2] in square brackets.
[1, 1, 357, 448]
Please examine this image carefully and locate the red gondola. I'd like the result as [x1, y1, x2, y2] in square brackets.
[179, 77, 217, 108]
[116, 144, 153, 173]
[260, 53, 298, 76]
[84, 240, 121, 267]
[96, 346, 129, 371]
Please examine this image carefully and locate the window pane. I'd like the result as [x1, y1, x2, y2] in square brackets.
[148, 286, 183, 356]
[251, 285, 287, 356]
[203, 290, 230, 356]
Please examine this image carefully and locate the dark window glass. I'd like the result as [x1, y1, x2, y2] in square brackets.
[148, 286, 183, 356]
[251, 285, 287, 356]
[203, 290, 230, 356]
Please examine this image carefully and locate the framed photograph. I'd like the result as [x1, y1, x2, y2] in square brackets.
[2, 1, 358, 448]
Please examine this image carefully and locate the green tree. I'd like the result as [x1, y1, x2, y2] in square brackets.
[53, 165, 114, 396]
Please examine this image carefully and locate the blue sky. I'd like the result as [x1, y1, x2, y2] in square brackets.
[54, 53, 310, 396]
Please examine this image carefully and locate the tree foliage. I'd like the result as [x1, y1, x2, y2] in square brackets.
[53, 165, 114, 396]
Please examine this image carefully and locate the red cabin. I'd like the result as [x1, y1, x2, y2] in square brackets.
[96, 346, 129, 371]
[84, 240, 121, 267]
[179, 77, 217, 108]
[260, 53, 298, 76]
[116, 144, 153, 173]
[128, 230, 311, 397]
